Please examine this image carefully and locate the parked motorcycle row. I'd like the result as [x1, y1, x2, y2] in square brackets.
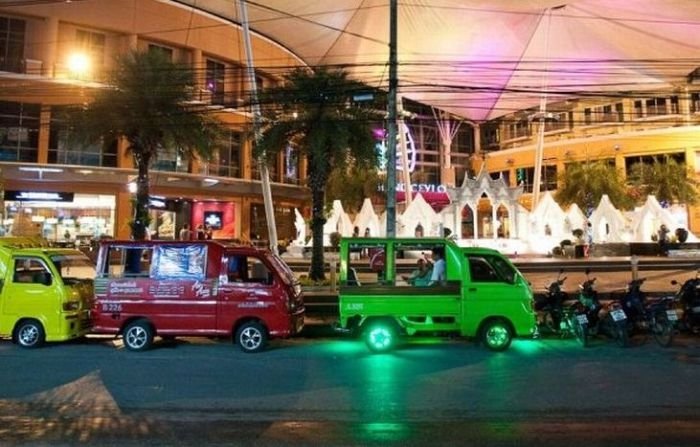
[534, 267, 698, 348]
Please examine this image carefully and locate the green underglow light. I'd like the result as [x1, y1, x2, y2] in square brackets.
[358, 422, 410, 443]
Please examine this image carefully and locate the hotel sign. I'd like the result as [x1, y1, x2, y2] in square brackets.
[4, 190, 74, 202]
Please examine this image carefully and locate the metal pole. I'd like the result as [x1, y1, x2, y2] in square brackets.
[386, 0, 398, 237]
[238, 0, 278, 253]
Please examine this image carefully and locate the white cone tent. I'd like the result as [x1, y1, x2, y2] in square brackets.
[397, 193, 440, 237]
[353, 198, 381, 238]
[589, 195, 629, 243]
[565, 203, 587, 236]
[630, 195, 696, 242]
[528, 191, 567, 239]
[321, 200, 354, 246]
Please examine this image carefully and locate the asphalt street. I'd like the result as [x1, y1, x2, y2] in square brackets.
[1, 330, 700, 446]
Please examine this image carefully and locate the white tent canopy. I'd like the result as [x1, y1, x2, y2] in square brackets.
[180, 0, 700, 122]
[589, 194, 628, 243]
[353, 198, 381, 238]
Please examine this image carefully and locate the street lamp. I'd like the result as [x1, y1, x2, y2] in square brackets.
[67, 52, 90, 79]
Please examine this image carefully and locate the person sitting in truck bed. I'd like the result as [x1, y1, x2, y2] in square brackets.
[402, 258, 432, 287]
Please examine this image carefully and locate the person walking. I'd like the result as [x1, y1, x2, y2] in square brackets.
[179, 223, 192, 240]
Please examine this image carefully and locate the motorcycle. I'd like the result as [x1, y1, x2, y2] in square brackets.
[569, 268, 628, 348]
[618, 277, 676, 347]
[670, 270, 700, 334]
[535, 268, 569, 334]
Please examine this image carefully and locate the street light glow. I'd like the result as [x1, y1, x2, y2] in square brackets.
[67, 52, 90, 76]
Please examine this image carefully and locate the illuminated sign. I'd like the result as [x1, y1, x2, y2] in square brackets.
[4, 191, 74, 202]
[204, 211, 223, 229]
[376, 123, 416, 173]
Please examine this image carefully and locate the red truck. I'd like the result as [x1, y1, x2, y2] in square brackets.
[91, 240, 304, 352]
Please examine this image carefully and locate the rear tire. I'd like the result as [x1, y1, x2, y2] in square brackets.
[570, 317, 588, 348]
[123, 320, 154, 352]
[363, 321, 397, 353]
[236, 321, 268, 353]
[481, 319, 513, 351]
[652, 313, 674, 348]
[14, 320, 45, 349]
[613, 323, 629, 348]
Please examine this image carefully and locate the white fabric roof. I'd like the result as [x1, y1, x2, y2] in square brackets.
[178, 0, 700, 121]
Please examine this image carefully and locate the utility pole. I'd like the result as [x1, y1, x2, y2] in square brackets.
[238, 0, 278, 253]
[386, 0, 398, 237]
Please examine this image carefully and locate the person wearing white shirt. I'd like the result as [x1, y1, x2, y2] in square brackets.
[429, 247, 446, 286]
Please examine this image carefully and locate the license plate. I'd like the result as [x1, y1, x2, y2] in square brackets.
[666, 310, 679, 321]
[575, 314, 588, 324]
[610, 309, 627, 322]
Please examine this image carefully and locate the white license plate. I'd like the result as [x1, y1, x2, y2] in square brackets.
[666, 310, 679, 321]
[575, 314, 588, 324]
[610, 309, 627, 322]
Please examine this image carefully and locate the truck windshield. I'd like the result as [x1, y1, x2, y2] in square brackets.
[267, 253, 296, 285]
[49, 254, 96, 280]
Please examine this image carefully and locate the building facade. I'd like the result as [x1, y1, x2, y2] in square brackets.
[476, 92, 700, 234]
[0, 0, 309, 244]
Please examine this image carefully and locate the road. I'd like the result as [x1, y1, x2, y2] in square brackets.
[1, 330, 700, 446]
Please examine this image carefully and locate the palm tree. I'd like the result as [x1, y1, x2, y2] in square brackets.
[64, 50, 223, 239]
[627, 156, 698, 206]
[555, 160, 635, 212]
[257, 67, 380, 281]
[326, 164, 383, 214]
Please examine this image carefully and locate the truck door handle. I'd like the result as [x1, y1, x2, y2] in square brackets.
[468, 287, 477, 292]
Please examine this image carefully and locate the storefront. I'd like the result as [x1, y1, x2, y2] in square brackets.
[2, 190, 115, 245]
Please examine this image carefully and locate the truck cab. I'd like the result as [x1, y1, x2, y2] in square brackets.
[0, 237, 94, 348]
[91, 240, 305, 352]
[338, 237, 536, 352]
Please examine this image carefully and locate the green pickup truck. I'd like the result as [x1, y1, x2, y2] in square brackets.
[338, 237, 537, 352]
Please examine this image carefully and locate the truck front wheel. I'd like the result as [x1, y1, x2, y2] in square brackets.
[481, 319, 513, 351]
[14, 319, 45, 349]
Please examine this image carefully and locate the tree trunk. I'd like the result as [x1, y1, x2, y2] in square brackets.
[131, 151, 151, 240]
[309, 185, 326, 281]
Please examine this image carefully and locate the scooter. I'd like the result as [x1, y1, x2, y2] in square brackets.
[620, 277, 676, 347]
[535, 268, 569, 334]
[569, 268, 628, 347]
[670, 270, 700, 334]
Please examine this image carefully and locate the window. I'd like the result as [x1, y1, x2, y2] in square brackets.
[544, 112, 569, 132]
[692, 92, 700, 113]
[210, 131, 242, 178]
[505, 118, 530, 140]
[100, 245, 153, 278]
[206, 59, 226, 104]
[584, 103, 623, 125]
[76, 29, 105, 67]
[481, 124, 500, 148]
[0, 101, 40, 162]
[640, 96, 679, 117]
[148, 44, 173, 61]
[0, 16, 25, 73]
[13, 257, 51, 285]
[225, 255, 272, 285]
[151, 245, 207, 280]
[467, 254, 515, 283]
[48, 105, 117, 167]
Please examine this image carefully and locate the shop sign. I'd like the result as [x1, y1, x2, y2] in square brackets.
[4, 190, 74, 202]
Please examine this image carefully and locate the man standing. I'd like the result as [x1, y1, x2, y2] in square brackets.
[179, 223, 192, 240]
